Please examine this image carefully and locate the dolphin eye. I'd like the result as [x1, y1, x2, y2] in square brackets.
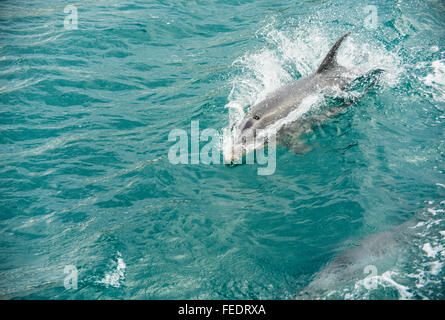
[253, 115, 260, 120]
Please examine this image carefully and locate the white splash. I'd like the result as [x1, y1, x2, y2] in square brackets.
[97, 252, 126, 288]
[223, 24, 402, 156]
[421, 59, 445, 102]
[351, 270, 413, 300]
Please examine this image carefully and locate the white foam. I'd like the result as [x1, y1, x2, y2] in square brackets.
[97, 252, 126, 288]
[355, 271, 413, 300]
[423, 243, 438, 258]
[421, 59, 445, 102]
[427, 207, 445, 216]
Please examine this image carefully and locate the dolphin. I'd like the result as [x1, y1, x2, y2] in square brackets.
[296, 217, 426, 299]
[224, 32, 383, 163]
[298, 230, 404, 299]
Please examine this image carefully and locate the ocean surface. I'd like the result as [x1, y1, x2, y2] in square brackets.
[0, 0, 444, 299]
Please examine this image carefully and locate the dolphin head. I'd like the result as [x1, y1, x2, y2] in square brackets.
[224, 111, 269, 163]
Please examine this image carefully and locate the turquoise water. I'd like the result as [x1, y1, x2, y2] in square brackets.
[0, 0, 444, 299]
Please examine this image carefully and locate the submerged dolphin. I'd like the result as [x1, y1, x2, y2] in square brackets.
[224, 32, 382, 162]
[297, 218, 420, 299]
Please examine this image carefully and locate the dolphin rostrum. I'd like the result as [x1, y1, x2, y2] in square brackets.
[224, 32, 382, 163]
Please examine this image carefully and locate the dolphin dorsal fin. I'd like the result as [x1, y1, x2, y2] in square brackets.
[316, 32, 350, 74]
